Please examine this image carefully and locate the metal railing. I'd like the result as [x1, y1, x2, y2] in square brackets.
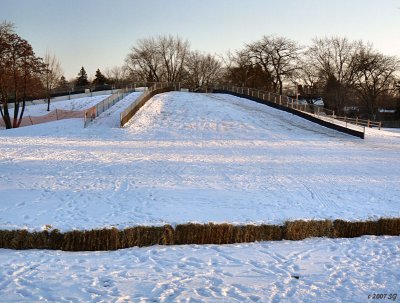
[211, 85, 382, 133]
[83, 88, 134, 127]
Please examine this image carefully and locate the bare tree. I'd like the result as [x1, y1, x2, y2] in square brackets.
[105, 65, 128, 88]
[306, 37, 361, 112]
[246, 35, 301, 94]
[126, 37, 163, 82]
[0, 22, 45, 128]
[222, 50, 267, 88]
[158, 35, 190, 82]
[295, 57, 322, 99]
[43, 50, 62, 111]
[125, 35, 190, 83]
[352, 44, 400, 118]
[185, 51, 222, 89]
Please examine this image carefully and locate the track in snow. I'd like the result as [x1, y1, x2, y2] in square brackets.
[0, 236, 399, 302]
[0, 92, 399, 231]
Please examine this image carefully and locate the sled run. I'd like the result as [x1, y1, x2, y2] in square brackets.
[0, 91, 399, 302]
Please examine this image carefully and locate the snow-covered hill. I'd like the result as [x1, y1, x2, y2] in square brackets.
[1, 91, 400, 302]
[0, 92, 399, 232]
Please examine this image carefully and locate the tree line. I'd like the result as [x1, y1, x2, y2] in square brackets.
[126, 35, 400, 119]
[1, 21, 399, 128]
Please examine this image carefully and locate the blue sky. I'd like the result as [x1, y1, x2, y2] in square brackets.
[1, 0, 399, 79]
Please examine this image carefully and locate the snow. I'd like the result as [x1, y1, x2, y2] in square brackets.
[1, 91, 399, 302]
[0, 92, 399, 232]
[22, 94, 110, 116]
[312, 98, 324, 106]
[0, 236, 399, 302]
[87, 92, 142, 128]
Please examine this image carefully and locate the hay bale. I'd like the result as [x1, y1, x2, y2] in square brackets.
[1, 218, 399, 251]
[175, 223, 283, 245]
[175, 223, 209, 244]
[333, 220, 379, 238]
[9, 230, 32, 249]
[28, 231, 50, 249]
[120, 225, 173, 248]
[208, 223, 235, 244]
[175, 223, 235, 245]
[61, 228, 121, 251]
[378, 218, 400, 236]
[283, 220, 333, 240]
[0, 230, 50, 249]
[48, 229, 63, 250]
[233, 225, 283, 242]
[0, 230, 15, 249]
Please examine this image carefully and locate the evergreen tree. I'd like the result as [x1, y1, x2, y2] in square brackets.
[75, 66, 89, 87]
[57, 75, 70, 91]
[92, 68, 108, 86]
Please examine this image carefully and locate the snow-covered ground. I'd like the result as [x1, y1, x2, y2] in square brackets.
[0, 92, 399, 232]
[22, 94, 111, 116]
[88, 92, 142, 128]
[0, 236, 399, 302]
[1, 92, 399, 302]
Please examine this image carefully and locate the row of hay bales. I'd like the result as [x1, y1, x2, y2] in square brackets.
[0, 218, 399, 251]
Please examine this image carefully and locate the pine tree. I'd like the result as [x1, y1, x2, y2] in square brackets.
[92, 68, 108, 87]
[56, 75, 71, 95]
[75, 66, 89, 87]
[57, 76, 69, 90]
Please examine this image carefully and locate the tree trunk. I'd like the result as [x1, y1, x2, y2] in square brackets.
[0, 102, 12, 129]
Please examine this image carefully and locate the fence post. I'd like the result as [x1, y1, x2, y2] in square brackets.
[367, 120, 371, 128]
[379, 122, 381, 130]
[279, 95, 282, 105]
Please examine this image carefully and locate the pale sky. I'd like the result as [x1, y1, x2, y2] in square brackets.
[1, 0, 399, 80]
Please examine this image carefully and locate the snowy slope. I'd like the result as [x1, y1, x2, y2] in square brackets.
[0, 236, 399, 302]
[88, 92, 142, 128]
[0, 92, 399, 231]
[23, 94, 111, 116]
